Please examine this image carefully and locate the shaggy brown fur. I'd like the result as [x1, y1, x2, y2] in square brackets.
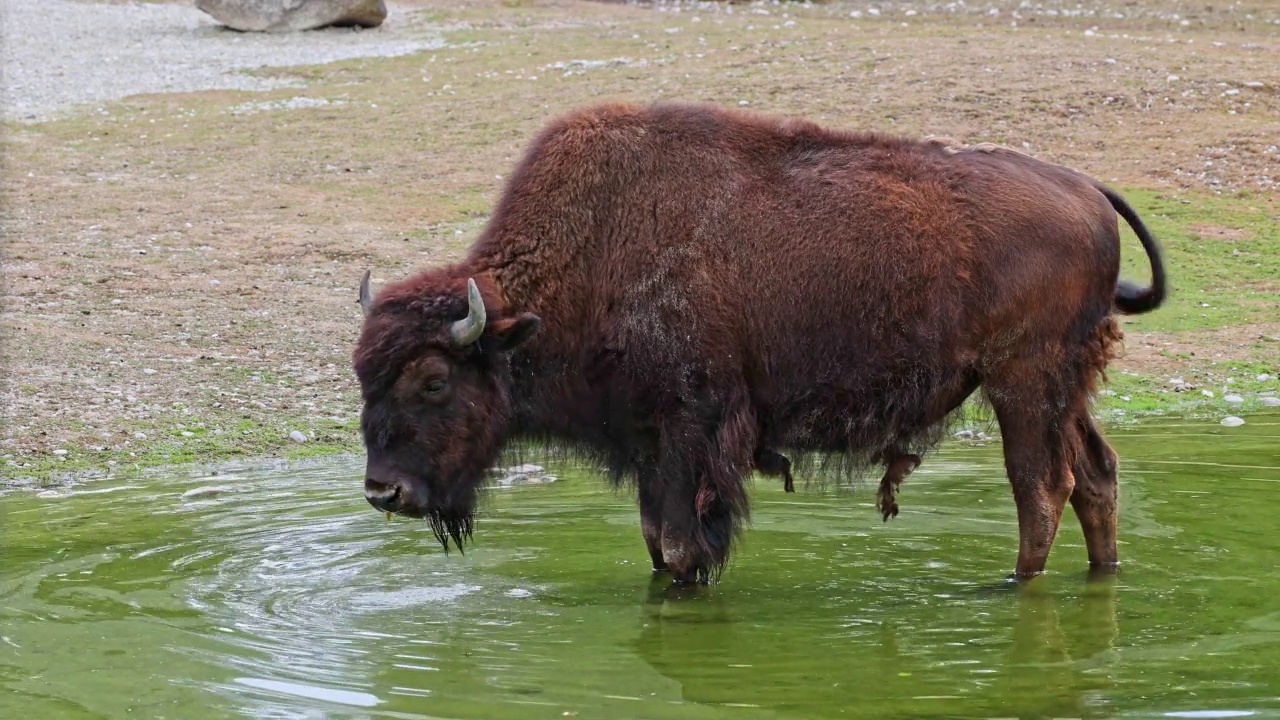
[352, 100, 1166, 584]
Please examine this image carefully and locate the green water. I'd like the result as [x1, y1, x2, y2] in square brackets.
[3, 416, 1279, 719]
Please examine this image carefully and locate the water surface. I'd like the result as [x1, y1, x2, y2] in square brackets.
[3, 416, 1279, 718]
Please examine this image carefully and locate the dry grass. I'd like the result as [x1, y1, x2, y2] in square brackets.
[3, 0, 1279, 480]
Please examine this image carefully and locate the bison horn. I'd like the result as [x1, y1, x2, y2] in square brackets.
[450, 278, 487, 346]
[358, 269, 374, 317]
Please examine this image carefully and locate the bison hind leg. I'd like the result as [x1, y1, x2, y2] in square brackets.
[875, 451, 922, 522]
[754, 447, 796, 492]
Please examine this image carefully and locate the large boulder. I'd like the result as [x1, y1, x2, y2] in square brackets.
[195, 0, 388, 33]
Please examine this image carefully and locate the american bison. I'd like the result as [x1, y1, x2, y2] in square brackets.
[353, 100, 1166, 584]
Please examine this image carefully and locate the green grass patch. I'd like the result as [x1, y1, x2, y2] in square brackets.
[1117, 189, 1280, 333]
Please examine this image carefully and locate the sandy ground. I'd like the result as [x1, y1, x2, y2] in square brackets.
[2, 0, 1279, 482]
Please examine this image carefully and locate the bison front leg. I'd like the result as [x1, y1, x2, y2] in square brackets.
[657, 403, 755, 585]
[637, 476, 668, 574]
[659, 476, 740, 584]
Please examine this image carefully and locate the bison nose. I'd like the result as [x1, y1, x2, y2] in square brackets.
[364, 478, 404, 513]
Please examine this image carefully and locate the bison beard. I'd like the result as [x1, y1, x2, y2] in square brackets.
[427, 509, 473, 554]
[353, 100, 1167, 585]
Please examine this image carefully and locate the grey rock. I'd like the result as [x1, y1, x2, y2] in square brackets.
[1223, 394, 1244, 404]
[1220, 416, 1246, 427]
[954, 429, 975, 440]
[289, 430, 307, 443]
[196, 0, 387, 33]
[503, 464, 544, 475]
[492, 464, 556, 486]
[1258, 374, 1272, 382]
[1261, 397, 1280, 407]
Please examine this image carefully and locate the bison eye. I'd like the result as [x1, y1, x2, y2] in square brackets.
[425, 379, 447, 395]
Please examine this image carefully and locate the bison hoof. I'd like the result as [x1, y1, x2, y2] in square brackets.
[1086, 562, 1121, 581]
[878, 501, 899, 522]
[669, 566, 713, 586]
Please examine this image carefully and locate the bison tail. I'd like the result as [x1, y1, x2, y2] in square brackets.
[1098, 184, 1167, 314]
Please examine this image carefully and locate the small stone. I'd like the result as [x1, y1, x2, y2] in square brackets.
[52, 449, 68, 456]
[181, 431, 195, 437]
[209, 279, 221, 286]
[1220, 416, 1245, 427]
[1223, 394, 1244, 404]
[289, 430, 307, 443]
[1167, 74, 1180, 82]
[134, 432, 147, 440]
[1258, 374, 1271, 382]
[1201, 389, 1215, 398]
[1244, 81, 1265, 88]
[1169, 377, 1185, 385]
[1259, 397, 1280, 407]
[143, 368, 157, 375]
[1105, 58, 1116, 64]
[954, 429, 975, 440]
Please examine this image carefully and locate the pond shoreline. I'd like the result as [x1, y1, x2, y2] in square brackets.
[7, 404, 1277, 493]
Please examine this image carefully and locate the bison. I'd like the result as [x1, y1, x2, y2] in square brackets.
[352, 100, 1166, 585]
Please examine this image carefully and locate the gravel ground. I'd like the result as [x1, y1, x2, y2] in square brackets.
[0, 0, 442, 123]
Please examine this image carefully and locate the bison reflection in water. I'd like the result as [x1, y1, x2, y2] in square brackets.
[635, 575, 1119, 716]
[351, 100, 1166, 585]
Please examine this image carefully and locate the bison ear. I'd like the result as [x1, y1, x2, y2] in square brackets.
[488, 313, 540, 353]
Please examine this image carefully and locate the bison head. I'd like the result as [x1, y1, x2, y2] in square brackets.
[352, 269, 540, 549]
